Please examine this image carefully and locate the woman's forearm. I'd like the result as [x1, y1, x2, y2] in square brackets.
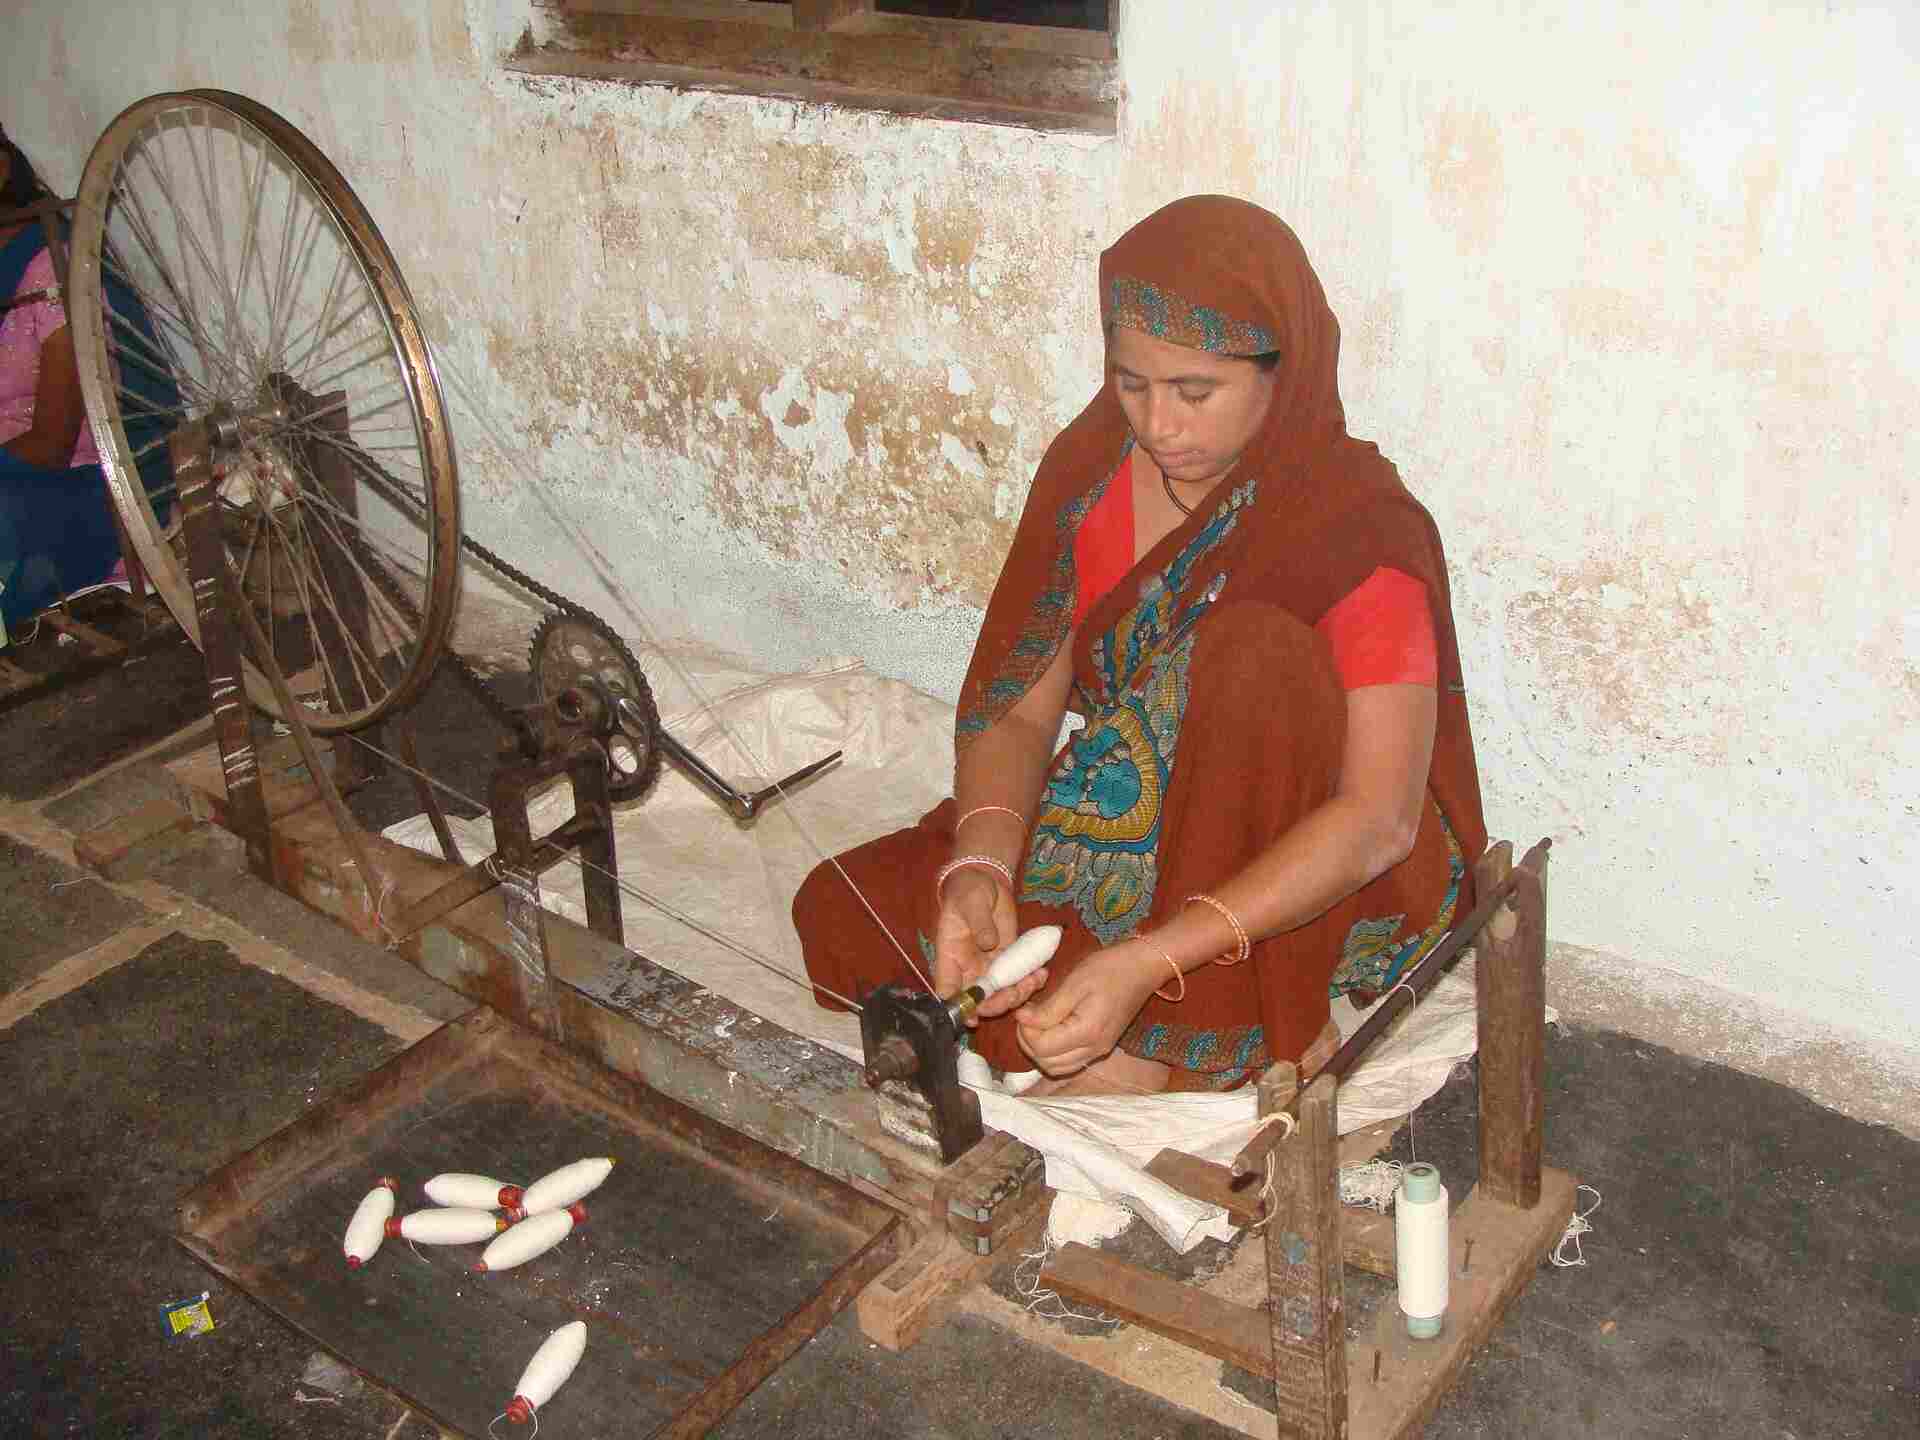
[1148, 683, 1437, 974]
[950, 708, 1060, 868]
[6, 323, 86, 469]
[949, 640, 1075, 870]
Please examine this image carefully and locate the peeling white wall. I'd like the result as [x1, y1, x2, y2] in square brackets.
[6, 0, 1915, 1075]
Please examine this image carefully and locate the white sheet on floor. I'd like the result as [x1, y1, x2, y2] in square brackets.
[384, 649, 1535, 1254]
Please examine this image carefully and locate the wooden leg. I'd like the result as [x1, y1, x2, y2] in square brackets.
[1476, 846, 1548, 1209]
[174, 424, 273, 882]
[1263, 1065, 1348, 1439]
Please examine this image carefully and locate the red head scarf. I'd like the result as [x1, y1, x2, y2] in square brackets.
[956, 195, 1486, 865]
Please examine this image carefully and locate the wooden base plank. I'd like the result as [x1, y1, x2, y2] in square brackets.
[72, 796, 193, 873]
[1347, 1166, 1576, 1439]
[1042, 1241, 1270, 1377]
[858, 1216, 1040, 1352]
[42, 609, 125, 656]
[1042, 1168, 1577, 1438]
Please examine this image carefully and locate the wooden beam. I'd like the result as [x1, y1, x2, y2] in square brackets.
[792, 0, 870, 30]
[1265, 1069, 1347, 1438]
[1042, 1241, 1271, 1376]
[515, 10, 1117, 134]
[1476, 849, 1548, 1209]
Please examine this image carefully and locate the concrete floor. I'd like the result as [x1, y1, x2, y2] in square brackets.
[3, 643, 1919, 1437]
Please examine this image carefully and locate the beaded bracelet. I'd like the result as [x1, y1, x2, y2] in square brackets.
[1141, 937, 1186, 1003]
[1184, 892, 1251, 966]
[934, 854, 1015, 900]
[955, 804, 1027, 832]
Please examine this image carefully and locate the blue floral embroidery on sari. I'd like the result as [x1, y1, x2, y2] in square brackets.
[1020, 482, 1254, 942]
[956, 463, 1121, 743]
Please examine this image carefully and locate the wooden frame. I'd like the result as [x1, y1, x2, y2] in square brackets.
[176, 1006, 906, 1437]
[1043, 840, 1574, 1439]
[511, 0, 1120, 134]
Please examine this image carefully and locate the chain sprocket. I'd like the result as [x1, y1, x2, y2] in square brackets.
[528, 609, 664, 802]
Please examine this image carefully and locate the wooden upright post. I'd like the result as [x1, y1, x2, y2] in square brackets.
[173, 422, 272, 882]
[1261, 1064, 1348, 1439]
[1475, 843, 1548, 1209]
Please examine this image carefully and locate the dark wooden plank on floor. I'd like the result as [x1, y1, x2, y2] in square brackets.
[0, 630, 206, 801]
[0, 834, 147, 991]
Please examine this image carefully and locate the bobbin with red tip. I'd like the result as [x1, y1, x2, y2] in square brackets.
[423, 1171, 523, 1211]
[383, 1207, 511, 1245]
[471, 1203, 587, 1273]
[516, 1157, 614, 1217]
[503, 1320, 587, 1423]
[342, 1177, 398, 1269]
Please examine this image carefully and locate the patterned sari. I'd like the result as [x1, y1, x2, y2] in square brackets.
[795, 197, 1487, 1090]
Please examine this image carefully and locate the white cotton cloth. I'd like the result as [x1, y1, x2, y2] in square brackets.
[385, 649, 1544, 1254]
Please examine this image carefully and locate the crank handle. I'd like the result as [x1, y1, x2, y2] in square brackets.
[651, 725, 843, 823]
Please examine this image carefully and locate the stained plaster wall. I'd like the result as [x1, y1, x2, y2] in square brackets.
[6, 1, 1915, 1096]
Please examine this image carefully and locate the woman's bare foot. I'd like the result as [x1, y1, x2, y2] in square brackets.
[1023, 1050, 1172, 1097]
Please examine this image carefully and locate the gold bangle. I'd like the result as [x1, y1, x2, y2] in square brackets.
[935, 854, 1014, 900]
[1143, 938, 1186, 1003]
[1184, 892, 1251, 966]
[955, 804, 1027, 832]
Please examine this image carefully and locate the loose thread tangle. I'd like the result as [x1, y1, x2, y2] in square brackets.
[1550, 1184, 1603, 1268]
[1012, 1237, 1123, 1327]
[1338, 1158, 1405, 1213]
[1245, 1111, 1296, 1232]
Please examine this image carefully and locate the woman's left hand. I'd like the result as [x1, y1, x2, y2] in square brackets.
[1012, 940, 1167, 1076]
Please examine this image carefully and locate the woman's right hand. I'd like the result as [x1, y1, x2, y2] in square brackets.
[931, 867, 1018, 1007]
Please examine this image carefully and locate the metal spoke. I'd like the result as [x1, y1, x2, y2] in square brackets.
[181, 104, 254, 380]
[70, 92, 457, 731]
[147, 116, 250, 385]
[288, 479, 422, 674]
[115, 155, 231, 399]
[283, 496, 390, 705]
[271, 247, 352, 377]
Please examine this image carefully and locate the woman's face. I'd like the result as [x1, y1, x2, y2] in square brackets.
[1107, 326, 1278, 488]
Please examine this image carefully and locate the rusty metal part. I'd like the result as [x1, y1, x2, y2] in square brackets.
[858, 983, 984, 1165]
[1228, 835, 1555, 1180]
[388, 728, 624, 953]
[529, 610, 664, 800]
[652, 723, 844, 823]
[394, 720, 462, 864]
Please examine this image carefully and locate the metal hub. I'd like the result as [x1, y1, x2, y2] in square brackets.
[529, 613, 663, 801]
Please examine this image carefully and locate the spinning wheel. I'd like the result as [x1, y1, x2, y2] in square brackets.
[64, 90, 459, 732]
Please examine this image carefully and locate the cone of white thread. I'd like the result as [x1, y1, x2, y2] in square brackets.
[1394, 1162, 1449, 1339]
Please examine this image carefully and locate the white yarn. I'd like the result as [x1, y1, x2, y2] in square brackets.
[1550, 1184, 1603, 1267]
[1010, 1237, 1124, 1327]
[1338, 1158, 1406, 1213]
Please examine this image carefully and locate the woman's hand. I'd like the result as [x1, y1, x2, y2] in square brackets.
[1013, 939, 1167, 1076]
[931, 868, 1018, 1012]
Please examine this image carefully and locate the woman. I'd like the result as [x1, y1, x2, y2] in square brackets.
[795, 196, 1486, 1096]
[1, 127, 172, 636]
